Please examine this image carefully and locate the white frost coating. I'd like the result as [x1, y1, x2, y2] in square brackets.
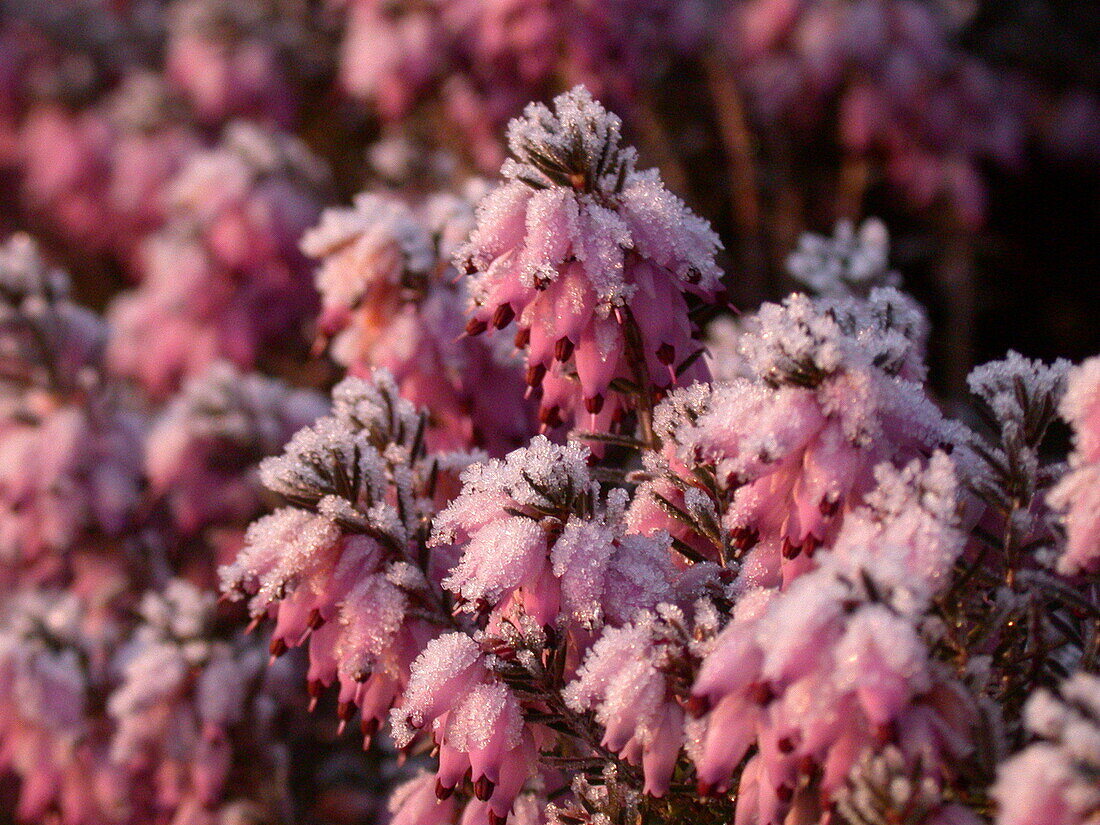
[967, 351, 1069, 431]
[392, 632, 484, 747]
[786, 218, 898, 297]
[432, 435, 591, 544]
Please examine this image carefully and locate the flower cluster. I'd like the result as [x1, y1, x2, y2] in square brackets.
[144, 360, 326, 538]
[457, 87, 724, 436]
[992, 672, 1100, 825]
[0, 235, 143, 583]
[301, 184, 534, 453]
[107, 122, 328, 396]
[1048, 357, 1100, 575]
[630, 286, 953, 583]
[0, 21, 1097, 825]
[333, 0, 708, 169]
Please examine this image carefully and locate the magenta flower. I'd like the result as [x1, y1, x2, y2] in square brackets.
[145, 361, 326, 536]
[564, 607, 695, 797]
[456, 86, 723, 434]
[391, 633, 537, 822]
[688, 453, 979, 823]
[220, 372, 471, 737]
[108, 122, 327, 396]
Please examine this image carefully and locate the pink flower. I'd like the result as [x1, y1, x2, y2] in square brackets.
[456, 86, 723, 433]
[1048, 357, 1100, 575]
[630, 290, 959, 583]
[301, 189, 534, 454]
[688, 452, 978, 822]
[145, 361, 325, 536]
[391, 633, 537, 822]
[993, 672, 1100, 825]
[564, 608, 694, 797]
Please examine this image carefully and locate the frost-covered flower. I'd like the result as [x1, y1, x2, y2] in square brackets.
[0, 236, 143, 580]
[301, 186, 534, 453]
[391, 633, 536, 822]
[564, 606, 702, 797]
[630, 289, 955, 583]
[1048, 356, 1100, 575]
[688, 454, 978, 823]
[220, 372, 468, 736]
[432, 435, 674, 628]
[107, 122, 327, 395]
[456, 87, 723, 433]
[992, 672, 1100, 825]
[108, 580, 288, 820]
[0, 589, 126, 824]
[146, 361, 326, 536]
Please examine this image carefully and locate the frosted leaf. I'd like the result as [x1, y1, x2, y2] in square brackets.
[968, 351, 1069, 445]
[504, 86, 637, 196]
[737, 290, 926, 387]
[258, 415, 389, 508]
[433, 436, 591, 544]
[786, 218, 898, 297]
[330, 371, 426, 450]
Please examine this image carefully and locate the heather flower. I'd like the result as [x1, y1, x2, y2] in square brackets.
[108, 580, 286, 819]
[390, 633, 536, 822]
[102, 72, 201, 268]
[992, 672, 1100, 825]
[687, 452, 979, 822]
[1048, 356, 1100, 575]
[301, 186, 534, 453]
[145, 361, 326, 536]
[0, 590, 126, 824]
[564, 606, 701, 797]
[0, 236, 143, 580]
[165, 0, 314, 127]
[629, 290, 955, 581]
[456, 86, 723, 434]
[432, 435, 674, 629]
[107, 122, 327, 395]
[719, 0, 1026, 224]
[220, 372, 467, 736]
